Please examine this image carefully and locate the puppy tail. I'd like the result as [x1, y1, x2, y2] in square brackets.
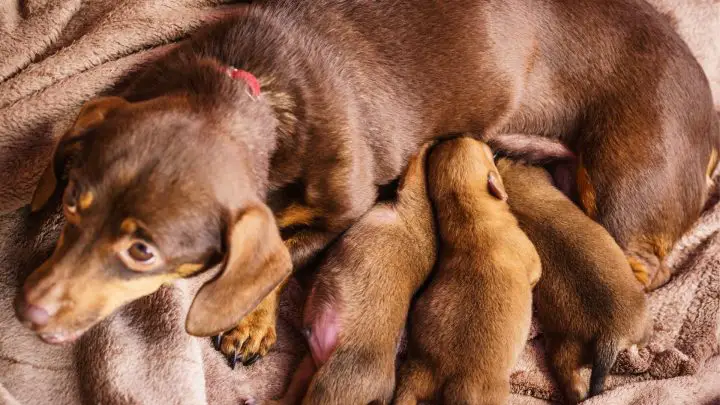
[589, 337, 620, 398]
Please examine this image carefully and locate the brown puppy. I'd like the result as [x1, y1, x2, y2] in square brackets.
[266, 143, 436, 405]
[395, 137, 540, 405]
[498, 159, 650, 404]
[17, 0, 717, 364]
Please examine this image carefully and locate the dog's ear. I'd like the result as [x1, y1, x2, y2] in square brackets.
[30, 97, 129, 212]
[487, 171, 508, 202]
[186, 204, 292, 336]
[479, 142, 508, 202]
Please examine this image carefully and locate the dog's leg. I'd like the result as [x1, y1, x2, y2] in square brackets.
[575, 114, 711, 291]
[546, 337, 587, 404]
[214, 281, 284, 368]
[394, 359, 436, 405]
[302, 347, 395, 405]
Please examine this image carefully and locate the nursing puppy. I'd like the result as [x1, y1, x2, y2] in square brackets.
[395, 138, 540, 405]
[265, 143, 436, 405]
[498, 159, 650, 404]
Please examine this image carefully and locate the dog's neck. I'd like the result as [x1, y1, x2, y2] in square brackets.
[122, 10, 358, 193]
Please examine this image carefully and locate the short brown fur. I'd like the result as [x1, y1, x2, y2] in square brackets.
[498, 159, 650, 403]
[395, 138, 540, 405]
[271, 143, 436, 405]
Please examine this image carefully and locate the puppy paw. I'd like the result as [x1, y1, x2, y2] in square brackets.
[212, 308, 277, 369]
[564, 379, 589, 404]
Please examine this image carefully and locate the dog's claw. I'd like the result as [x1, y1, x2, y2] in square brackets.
[214, 309, 277, 369]
[228, 348, 239, 369]
[243, 353, 261, 366]
[212, 334, 223, 350]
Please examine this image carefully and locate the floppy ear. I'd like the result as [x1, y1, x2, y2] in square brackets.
[479, 142, 508, 201]
[30, 96, 129, 212]
[185, 204, 292, 336]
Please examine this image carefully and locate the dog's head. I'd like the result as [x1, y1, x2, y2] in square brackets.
[428, 137, 508, 202]
[15, 94, 291, 343]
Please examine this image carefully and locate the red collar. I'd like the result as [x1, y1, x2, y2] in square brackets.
[218, 66, 261, 97]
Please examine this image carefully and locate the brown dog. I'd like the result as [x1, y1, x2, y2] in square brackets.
[498, 159, 650, 404]
[16, 0, 717, 365]
[394, 137, 541, 405]
[264, 142, 436, 405]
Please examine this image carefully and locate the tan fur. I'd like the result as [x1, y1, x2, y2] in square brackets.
[276, 204, 321, 229]
[271, 143, 436, 404]
[498, 159, 650, 403]
[395, 138, 540, 405]
[78, 191, 94, 210]
[217, 282, 284, 368]
[576, 159, 598, 220]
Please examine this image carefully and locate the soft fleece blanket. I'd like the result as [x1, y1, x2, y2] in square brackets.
[1, 1, 719, 404]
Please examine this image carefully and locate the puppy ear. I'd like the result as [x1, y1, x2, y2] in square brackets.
[30, 96, 129, 212]
[487, 171, 508, 202]
[186, 204, 292, 336]
[479, 142, 508, 201]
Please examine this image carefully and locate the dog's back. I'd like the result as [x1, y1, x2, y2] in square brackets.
[395, 138, 539, 405]
[498, 159, 645, 336]
[498, 159, 648, 402]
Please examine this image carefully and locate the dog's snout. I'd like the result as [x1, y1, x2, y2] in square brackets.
[15, 295, 50, 327]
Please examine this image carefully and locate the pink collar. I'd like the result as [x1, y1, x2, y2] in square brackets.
[218, 66, 261, 97]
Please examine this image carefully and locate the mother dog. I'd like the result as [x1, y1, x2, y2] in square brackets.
[16, 0, 718, 364]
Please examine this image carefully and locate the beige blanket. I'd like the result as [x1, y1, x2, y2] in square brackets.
[1, 1, 719, 404]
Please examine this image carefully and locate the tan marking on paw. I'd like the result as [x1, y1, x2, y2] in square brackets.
[220, 308, 277, 360]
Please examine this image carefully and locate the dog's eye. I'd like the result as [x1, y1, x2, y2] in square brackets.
[127, 242, 156, 263]
[117, 239, 163, 272]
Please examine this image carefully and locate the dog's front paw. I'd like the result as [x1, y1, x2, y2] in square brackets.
[212, 308, 277, 369]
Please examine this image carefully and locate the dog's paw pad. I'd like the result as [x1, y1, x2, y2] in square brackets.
[212, 312, 277, 369]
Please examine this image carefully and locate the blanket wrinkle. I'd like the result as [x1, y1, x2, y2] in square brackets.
[0, 1, 719, 404]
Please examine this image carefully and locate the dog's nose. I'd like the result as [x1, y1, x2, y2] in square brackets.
[15, 296, 50, 327]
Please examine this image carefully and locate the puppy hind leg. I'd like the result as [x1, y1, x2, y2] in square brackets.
[576, 116, 708, 292]
[589, 337, 620, 398]
[547, 338, 588, 404]
[577, 161, 674, 291]
[303, 348, 395, 405]
[394, 360, 435, 405]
